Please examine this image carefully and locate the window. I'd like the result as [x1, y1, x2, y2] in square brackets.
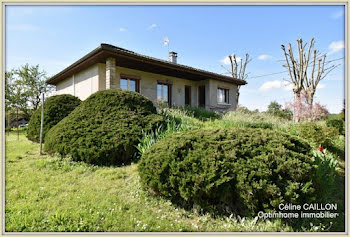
[185, 86, 191, 106]
[217, 88, 229, 104]
[120, 75, 140, 92]
[157, 83, 171, 106]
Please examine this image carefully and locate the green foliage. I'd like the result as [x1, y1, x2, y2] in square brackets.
[172, 106, 220, 120]
[288, 122, 339, 148]
[136, 111, 191, 155]
[5, 64, 54, 119]
[326, 117, 345, 135]
[328, 136, 345, 160]
[44, 89, 163, 166]
[208, 111, 289, 131]
[26, 94, 81, 143]
[6, 132, 297, 232]
[312, 150, 338, 202]
[236, 105, 259, 114]
[266, 101, 293, 120]
[139, 128, 316, 216]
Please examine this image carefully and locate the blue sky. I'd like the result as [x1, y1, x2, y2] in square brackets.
[5, 5, 345, 113]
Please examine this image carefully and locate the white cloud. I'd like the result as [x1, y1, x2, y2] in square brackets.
[318, 83, 326, 89]
[147, 24, 157, 30]
[328, 40, 344, 55]
[220, 55, 241, 65]
[119, 27, 127, 32]
[259, 80, 293, 92]
[258, 54, 272, 60]
[8, 24, 39, 31]
[331, 9, 344, 19]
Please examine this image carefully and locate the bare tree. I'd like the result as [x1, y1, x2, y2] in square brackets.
[222, 53, 250, 107]
[281, 38, 337, 121]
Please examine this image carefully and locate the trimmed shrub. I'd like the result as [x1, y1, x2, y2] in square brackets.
[44, 89, 163, 165]
[288, 122, 339, 148]
[139, 128, 316, 216]
[27, 94, 81, 142]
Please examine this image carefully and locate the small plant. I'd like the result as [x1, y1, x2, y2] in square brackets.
[312, 149, 338, 202]
[137, 109, 191, 155]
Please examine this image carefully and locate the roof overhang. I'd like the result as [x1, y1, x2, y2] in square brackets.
[46, 44, 247, 86]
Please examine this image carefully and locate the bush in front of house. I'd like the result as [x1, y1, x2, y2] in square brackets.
[138, 128, 316, 216]
[27, 94, 81, 143]
[288, 122, 339, 148]
[44, 89, 164, 166]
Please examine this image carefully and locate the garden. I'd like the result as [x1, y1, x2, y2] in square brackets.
[5, 89, 345, 232]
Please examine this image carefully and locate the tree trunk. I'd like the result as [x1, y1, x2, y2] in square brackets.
[306, 92, 314, 121]
[294, 92, 302, 122]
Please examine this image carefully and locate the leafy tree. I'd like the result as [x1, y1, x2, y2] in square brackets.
[5, 64, 54, 119]
[267, 101, 282, 113]
[266, 101, 293, 120]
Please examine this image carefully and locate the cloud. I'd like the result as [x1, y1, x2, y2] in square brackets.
[259, 80, 293, 92]
[318, 83, 326, 89]
[147, 24, 157, 30]
[8, 24, 39, 31]
[220, 55, 241, 65]
[331, 9, 344, 19]
[119, 27, 127, 32]
[258, 54, 273, 60]
[328, 40, 344, 55]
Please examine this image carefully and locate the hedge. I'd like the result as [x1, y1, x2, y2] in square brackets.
[27, 94, 81, 142]
[44, 89, 163, 165]
[139, 128, 316, 216]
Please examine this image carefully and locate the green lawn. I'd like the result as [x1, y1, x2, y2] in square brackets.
[5, 127, 345, 232]
[5, 131, 294, 232]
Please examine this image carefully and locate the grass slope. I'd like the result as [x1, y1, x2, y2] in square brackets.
[5, 131, 295, 232]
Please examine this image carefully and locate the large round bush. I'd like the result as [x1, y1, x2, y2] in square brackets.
[27, 94, 81, 142]
[44, 89, 163, 165]
[139, 128, 316, 216]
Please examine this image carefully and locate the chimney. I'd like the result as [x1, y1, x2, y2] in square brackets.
[168, 51, 177, 63]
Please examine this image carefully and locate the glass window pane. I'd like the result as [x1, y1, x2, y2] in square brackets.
[163, 85, 168, 102]
[120, 79, 128, 90]
[129, 80, 136, 92]
[157, 84, 162, 100]
[218, 89, 224, 103]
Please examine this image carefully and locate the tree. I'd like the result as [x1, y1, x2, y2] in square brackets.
[266, 101, 293, 120]
[285, 91, 329, 121]
[267, 101, 282, 113]
[16, 64, 54, 112]
[222, 53, 250, 106]
[281, 38, 337, 121]
[5, 64, 53, 119]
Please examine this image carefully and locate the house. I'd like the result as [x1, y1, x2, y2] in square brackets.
[46, 44, 247, 112]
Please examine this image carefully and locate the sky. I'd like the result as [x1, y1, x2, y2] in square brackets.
[5, 5, 345, 113]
